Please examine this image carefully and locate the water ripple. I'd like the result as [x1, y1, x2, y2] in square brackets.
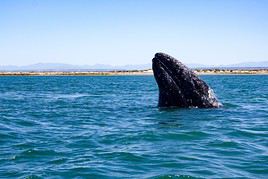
[0, 75, 267, 178]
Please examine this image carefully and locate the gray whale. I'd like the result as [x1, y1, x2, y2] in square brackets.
[152, 52, 221, 108]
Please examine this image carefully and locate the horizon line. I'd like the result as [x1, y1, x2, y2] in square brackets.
[1, 60, 268, 68]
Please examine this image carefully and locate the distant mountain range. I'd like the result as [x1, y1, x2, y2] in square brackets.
[0, 61, 268, 71]
[220, 61, 268, 68]
[0, 63, 152, 71]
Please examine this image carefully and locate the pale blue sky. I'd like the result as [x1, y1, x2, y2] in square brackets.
[0, 0, 268, 66]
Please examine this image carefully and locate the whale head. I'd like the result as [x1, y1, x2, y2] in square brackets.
[152, 52, 220, 108]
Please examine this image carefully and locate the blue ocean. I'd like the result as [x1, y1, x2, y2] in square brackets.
[0, 75, 267, 178]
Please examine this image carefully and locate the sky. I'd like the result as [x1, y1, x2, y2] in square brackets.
[0, 0, 268, 66]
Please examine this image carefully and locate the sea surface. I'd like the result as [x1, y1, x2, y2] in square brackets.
[0, 75, 267, 178]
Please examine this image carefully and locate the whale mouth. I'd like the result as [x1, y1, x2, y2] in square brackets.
[152, 53, 186, 93]
[152, 53, 188, 107]
[153, 58, 176, 86]
[152, 58, 181, 94]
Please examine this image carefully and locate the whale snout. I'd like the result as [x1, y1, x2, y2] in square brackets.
[153, 53, 178, 68]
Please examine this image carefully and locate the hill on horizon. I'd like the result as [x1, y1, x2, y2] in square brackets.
[0, 61, 268, 71]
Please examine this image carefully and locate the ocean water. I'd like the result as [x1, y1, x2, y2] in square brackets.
[0, 75, 267, 178]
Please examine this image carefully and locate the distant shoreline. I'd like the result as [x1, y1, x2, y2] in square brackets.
[0, 69, 268, 76]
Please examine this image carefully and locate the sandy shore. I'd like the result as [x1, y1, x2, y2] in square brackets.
[0, 69, 268, 76]
[195, 69, 268, 75]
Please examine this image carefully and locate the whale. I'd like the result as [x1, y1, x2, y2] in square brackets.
[152, 52, 221, 108]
